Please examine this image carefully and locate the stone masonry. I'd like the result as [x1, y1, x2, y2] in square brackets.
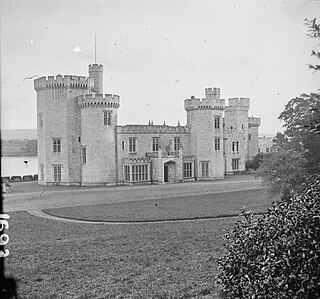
[34, 64, 261, 185]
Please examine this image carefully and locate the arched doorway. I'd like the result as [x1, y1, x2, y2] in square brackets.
[164, 161, 176, 183]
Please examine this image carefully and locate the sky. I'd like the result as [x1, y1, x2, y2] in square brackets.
[1, 0, 319, 135]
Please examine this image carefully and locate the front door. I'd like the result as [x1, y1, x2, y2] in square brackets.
[164, 165, 169, 182]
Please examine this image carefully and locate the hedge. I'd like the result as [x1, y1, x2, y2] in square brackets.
[218, 176, 320, 298]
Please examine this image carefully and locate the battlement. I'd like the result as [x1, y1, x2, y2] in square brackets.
[78, 93, 120, 109]
[205, 87, 220, 96]
[122, 157, 151, 164]
[184, 97, 225, 111]
[89, 64, 103, 71]
[116, 124, 190, 135]
[34, 75, 92, 91]
[227, 98, 250, 108]
[184, 88, 225, 111]
[248, 116, 261, 127]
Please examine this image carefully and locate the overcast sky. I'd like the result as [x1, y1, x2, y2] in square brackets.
[1, 0, 319, 135]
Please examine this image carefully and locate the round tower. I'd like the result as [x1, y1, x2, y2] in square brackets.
[88, 64, 103, 93]
[224, 98, 250, 173]
[34, 75, 91, 185]
[79, 93, 120, 185]
[184, 88, 225, 179]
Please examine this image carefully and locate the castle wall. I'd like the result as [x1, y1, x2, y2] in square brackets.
[258, 136, 274, 153]
[79, 94, 119, 185]
[248, 117, 261, 158]
[116, 125, 190, 183]
[185, 88, 225, 180]
[224, 98, 250, 173]
[35, 66, 261, 186]
[35, 75, 90, 185]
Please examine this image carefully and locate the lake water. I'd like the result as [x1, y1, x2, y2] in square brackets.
[1, 156, 38, 177]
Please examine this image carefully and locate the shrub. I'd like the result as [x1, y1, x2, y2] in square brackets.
[218, 176, 320, 298]
[22, 175, 33, 181]
[10, 176, 22, 182]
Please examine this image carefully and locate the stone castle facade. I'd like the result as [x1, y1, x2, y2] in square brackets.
[34, 64, 261, 185]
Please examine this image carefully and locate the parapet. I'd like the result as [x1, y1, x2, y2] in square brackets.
[34, 75, 92, 91]
[227, 98, 250, 108]
[122, 157, 151, 164]
[116, 124, 190, 134]
[89, 64, 103, 72]
[248, 116, 261, 127]
[205, 87, 220, 97]
[185, 88, 225, 111]
[78, 93, 120, 109]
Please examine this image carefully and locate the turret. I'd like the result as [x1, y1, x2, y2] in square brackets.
[79, 93, 120, 185]
[184, 88, 225, 180]
[88, 64, 103, 93]
[34, 74, 91, 185]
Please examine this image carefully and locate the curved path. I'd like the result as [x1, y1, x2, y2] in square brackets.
[4, 174, 264, 213]
[28, 209, 247, 225]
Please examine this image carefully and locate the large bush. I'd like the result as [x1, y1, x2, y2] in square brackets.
[218, 176, 320, 299]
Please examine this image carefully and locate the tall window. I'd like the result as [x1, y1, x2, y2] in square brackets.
[232, 159, 239, 170]
[129, 138, 137, 153]
[131, 164, 148, 182]
[232, 141, 235, 152]
[122, 141, 125, 150]
[124, 165, 130, 181]
[236, 141, 239, 152]
[215, 138, 220, 150]
[53, 138, 61, 153]
[248, 134, 252, 140]
[104, 111, 112, 125]
[152, 137, 159, 152]
[53, 165, 62, 182]
[174, 137, 181, 151]
[201, 161, 209, 177]
[183, 162, 193, 178]
[82, 147, 86, 164]
[40, 164, 44, 181]
[214, 117, 220, 129]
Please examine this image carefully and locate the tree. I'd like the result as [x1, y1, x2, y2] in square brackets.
[21, 139, 37, 155]
[256, 149, 308, 197]
[278, 93, 320, 173]
[246, 153, 268, 171]
[305, 18, 320, 72]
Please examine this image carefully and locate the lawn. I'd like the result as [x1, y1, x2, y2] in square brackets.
[43, 188, 276, 222]
[4, 188, 278, 298]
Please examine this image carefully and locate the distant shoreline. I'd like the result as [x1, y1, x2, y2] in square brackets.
[1, 153, 37, 158]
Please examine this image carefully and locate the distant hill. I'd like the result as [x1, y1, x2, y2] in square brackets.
[1, 129, 37, 140]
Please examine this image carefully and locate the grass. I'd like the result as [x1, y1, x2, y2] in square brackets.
[4, 187, 278, 298]
[6, 211, 237, 298]
[44, 189, 277, 222]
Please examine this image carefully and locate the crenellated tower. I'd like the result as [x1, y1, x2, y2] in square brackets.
[34, 75, 92, 184]
[248, 116, 261, 158]
[184, 88, 225, 179]
[88, 64, 103, 93]
[224, 97, 251, 173]
[78, 93, 120, 185]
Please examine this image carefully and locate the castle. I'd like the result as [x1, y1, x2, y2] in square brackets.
[34, 63, 261, 185]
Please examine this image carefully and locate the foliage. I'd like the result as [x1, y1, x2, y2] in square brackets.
[246, 153, 268, 170]
[278, 93, 320, 174]
[218, 176, 320, 299]
[305, 18, 320, 72]
[256, 148, 307, 197]
[21, 139, 37, 155]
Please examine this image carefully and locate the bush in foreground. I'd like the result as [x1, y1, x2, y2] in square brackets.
[218, 176, 320, 299]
